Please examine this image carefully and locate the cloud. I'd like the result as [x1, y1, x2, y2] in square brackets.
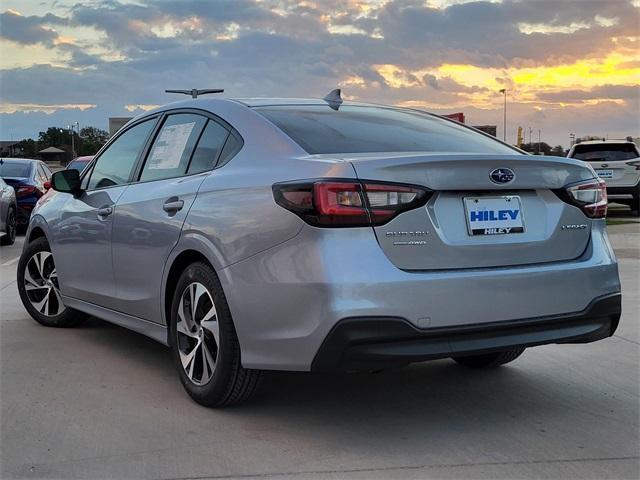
[0, 9, 66, 46]
[0, 0, 638, 148]
[536, 84, 640, 104]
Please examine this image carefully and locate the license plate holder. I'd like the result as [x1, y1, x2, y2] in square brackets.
[596, 169, 614, 179]
[464, 196, 525, 236]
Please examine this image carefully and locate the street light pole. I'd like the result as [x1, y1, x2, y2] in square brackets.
[537, 129, 541, 155]
[499, 89, 507, 141]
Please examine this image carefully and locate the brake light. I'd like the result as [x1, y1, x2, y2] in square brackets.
[15, 185, 38, 198]
[563, 178, 608, 218]
[273, 180, 430, 227]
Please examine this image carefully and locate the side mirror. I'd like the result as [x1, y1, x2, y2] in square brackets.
[51, 170, 82, 195]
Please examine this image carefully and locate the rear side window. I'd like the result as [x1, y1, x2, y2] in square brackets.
[187, 120, 229, 175]
[571, 144, 639, 161]
[37, 165, 49, 181]
[140, 114, 207, 182]
[87, 119, 156, 190]
[256, 105, 517, 155]
[217, 132, 242, 167]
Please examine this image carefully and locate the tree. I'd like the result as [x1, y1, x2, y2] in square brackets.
[520, 142, 552, 155]
[38, 127, 71, 151]
[14, 139, 38, 157]
[78, 126, 109, 156]
[34, 125, 109, 160]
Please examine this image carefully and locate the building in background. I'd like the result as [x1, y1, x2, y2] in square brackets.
[38, 146, 67, 166]
[0, 141, 20, 157]
[443, 112, 465, 123]
[473, 125, 498, 137]
[443, 113, 497, 138]
[108, 117, 133, 137]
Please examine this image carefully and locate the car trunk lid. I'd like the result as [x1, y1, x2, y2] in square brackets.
[342, 153, 595, 270]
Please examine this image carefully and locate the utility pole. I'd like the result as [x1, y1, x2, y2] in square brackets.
[529, 127, 533, 147]
[67, 125, 75, 160]
[538, 129, 541, 155]
[74, 121, 80, 156]
[499, 89, 507, 141]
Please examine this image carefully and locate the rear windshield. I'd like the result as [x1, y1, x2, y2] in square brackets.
[256, 105, 518, 155]
[0, 161, 32, 178]
[571, 143, 639, 161]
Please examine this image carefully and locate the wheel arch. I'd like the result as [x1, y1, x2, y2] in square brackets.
[162, 248, 215, 345]
[26, 215, 50, 244]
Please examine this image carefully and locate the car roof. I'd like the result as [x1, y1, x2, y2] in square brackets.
[143, 97, 393, 116]
[574, 140, 635, 145]
[233, 97, 378, 108]
[0, 158, 39, 163]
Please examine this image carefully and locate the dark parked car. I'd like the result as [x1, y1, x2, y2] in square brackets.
[66, 156, 93, 173]
[0, 176, 17, 245]
[0, 158, 52, 229]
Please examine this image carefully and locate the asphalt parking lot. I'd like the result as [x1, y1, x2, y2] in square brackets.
[1, 214, 638, 479]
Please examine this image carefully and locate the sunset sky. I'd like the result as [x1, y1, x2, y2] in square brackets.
[1, 0, 638, 148]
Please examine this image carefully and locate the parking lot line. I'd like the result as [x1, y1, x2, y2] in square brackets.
[1, 257, 20, 267]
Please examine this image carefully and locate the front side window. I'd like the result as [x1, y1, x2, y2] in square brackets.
[87, 119, 156, 190]
[256, 105, 518, 155]
[139, 114, 207, 182]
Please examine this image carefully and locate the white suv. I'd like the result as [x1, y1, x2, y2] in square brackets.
[568, 139, 640, 215]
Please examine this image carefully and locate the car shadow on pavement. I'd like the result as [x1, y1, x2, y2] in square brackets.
[78, 315, 625, 437]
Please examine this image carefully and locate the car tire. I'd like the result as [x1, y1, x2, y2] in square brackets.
[452, 348, 525, 368]
[632, 190, 640, 217]
[169, 261, 263, 407]
[0, 207, 16, 246]
[17, 237, 87, 327]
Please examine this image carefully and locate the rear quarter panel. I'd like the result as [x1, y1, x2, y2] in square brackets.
[183, 155, 357, 271]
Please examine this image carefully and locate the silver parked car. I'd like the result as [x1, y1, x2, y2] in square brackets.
[18, 92, 621, 407]
[0, 176, 17, 245]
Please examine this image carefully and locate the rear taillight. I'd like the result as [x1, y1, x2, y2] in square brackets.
[273, 180, 430, 227]
[627, 160, 640, 171]
[15, 185, 38, 198]
[561, 178, 608, 218]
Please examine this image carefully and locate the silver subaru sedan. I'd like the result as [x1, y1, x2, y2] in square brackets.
[18, 92, 621, 407]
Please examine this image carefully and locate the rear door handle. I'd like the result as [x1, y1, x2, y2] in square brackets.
[97, 206, 113, 217]
[163, 198, 184, 213]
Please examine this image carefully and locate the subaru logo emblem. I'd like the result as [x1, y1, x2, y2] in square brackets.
[490, 168, 515, 184]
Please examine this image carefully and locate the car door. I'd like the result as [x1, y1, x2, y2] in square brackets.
[50, 117, 157, 308]
[111, 112, 231, 323]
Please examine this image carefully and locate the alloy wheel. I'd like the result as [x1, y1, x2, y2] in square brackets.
[23, 251, 65, 317]
[176, 282, 220, 386]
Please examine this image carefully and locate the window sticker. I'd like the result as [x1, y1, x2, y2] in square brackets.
[148, 122, 195, 169]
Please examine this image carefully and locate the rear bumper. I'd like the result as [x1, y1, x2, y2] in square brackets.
[221, 221, 620, 371]
[311, 293, 621, 371]
[16, 199, 37, 224]
[607, 182, 639, 198]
